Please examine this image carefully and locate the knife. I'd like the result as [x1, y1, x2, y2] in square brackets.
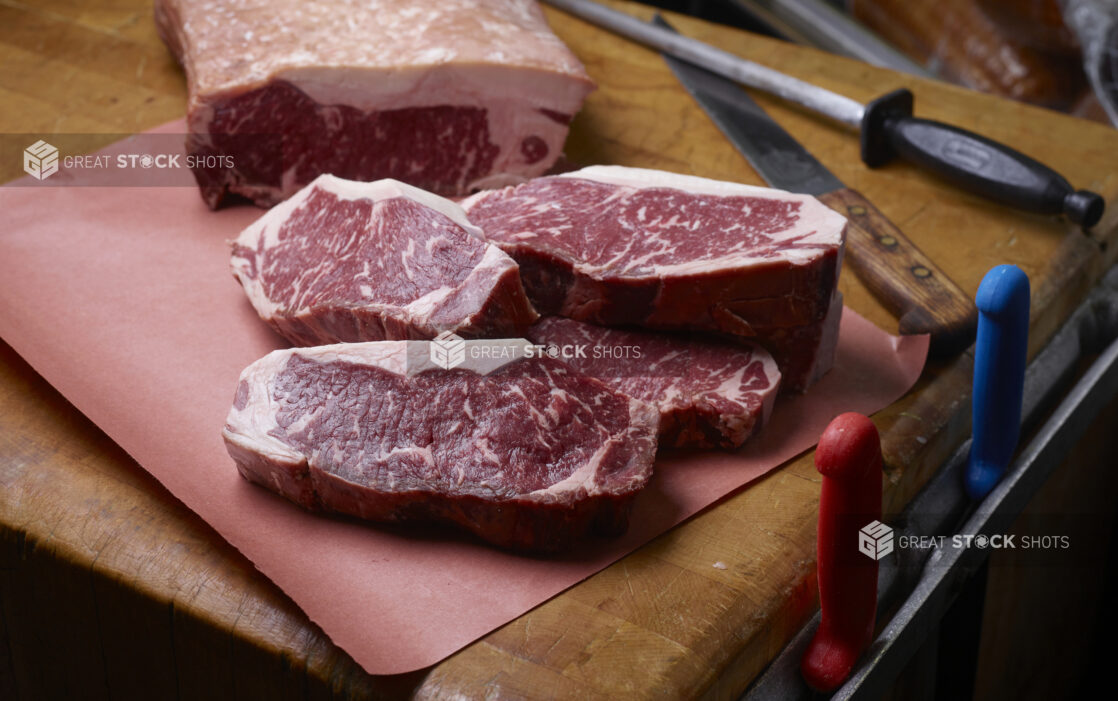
[803, 412, 882, 692]
[653, 14, 977, 356]
[965, 265, 1029, 500]
[544, 0, 1105, 228]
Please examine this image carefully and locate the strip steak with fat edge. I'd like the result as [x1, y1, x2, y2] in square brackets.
[231, 175, 538, 346]
[462, 166, 847, 390]
[222, 341, 659, 551]
[526, 317, 781, 449]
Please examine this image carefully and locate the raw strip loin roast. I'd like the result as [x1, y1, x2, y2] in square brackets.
[154, 0, 596, 208]
[231, 175, 538, 346]
[526, 317, 781, 449]
[223, 341, 659, 551]
[462, 166, 848, 391]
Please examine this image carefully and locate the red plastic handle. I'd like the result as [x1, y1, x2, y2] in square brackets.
[801, 412, 883, 692]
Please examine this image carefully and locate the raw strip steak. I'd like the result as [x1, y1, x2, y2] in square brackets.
[762, 292, 844, 393]
[231, 175, 538, 346]
[462, 165, 847, 388]
[155, 0, 596, 208]
[526, 317, 781, 449]
[223, 341, 659, 551]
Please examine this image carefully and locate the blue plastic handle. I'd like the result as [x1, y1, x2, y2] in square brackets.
[965, 265, 1030, 500]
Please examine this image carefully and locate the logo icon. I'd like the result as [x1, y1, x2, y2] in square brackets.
[858, 520, 894, 561]
[24, 140, 59, 180]
[430, 331, 466, 370]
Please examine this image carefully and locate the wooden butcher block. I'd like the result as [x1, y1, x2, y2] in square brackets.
[1, 0, 1117, 698]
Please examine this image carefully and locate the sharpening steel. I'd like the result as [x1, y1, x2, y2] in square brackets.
[543, 0, 1106, 227]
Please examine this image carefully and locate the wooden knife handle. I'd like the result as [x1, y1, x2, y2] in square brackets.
[818, 188, 977, 357]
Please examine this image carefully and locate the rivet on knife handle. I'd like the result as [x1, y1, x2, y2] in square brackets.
[965, 264, 1030, 500]
[862, 90, 1104, 227]
[802, 412, 882, 692]
[817, 188, 978, 357]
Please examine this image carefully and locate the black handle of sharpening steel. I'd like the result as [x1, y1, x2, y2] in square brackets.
[860, 89, 1105, 228]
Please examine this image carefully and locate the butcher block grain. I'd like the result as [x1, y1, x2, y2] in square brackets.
[155, 0, 596, 207]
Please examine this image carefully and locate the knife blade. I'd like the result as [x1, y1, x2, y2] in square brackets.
[653, 14, 977, 356]
[544, 0, 1104, 227]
